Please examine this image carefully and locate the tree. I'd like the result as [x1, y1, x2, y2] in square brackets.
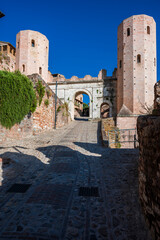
[83, 103, 89, 109]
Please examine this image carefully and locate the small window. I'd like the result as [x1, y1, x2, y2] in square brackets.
[127, 28, 130, 36]
[0, 46, 1, 51]
[119, 60, 122, 68]
[22, 64, 25, 72]
[17, 42, 19, 48]
[13, 50, 15, 56]
[3, 45, 7, 51]
[154, 58, 156, 66]
[10, 47, 12, 53]
[137, 54, 141, 63]
[147, 26, 150, 34]
[39, 67, 42, 75]
[31, 40, 35, 47]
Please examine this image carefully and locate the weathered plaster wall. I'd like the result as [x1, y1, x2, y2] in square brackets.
[137, 115, 160, 240]
[116, 116, 137, 129]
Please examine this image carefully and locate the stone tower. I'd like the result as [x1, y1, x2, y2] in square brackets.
[117, 15, 157, 115]
[16, 30, 49, 81]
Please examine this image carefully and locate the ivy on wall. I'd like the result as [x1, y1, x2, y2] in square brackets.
[0, 70, 37, 129]
[36, 80, 45, 106]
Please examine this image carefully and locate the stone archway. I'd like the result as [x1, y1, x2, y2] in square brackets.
[70, 89, 92, 120]
[100, 102, 110, 118]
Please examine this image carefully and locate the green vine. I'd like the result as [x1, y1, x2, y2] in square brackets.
[36, 80, 45, 106]
[0, 70, 37, 129]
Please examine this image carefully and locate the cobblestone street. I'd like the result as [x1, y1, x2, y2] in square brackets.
[0, 120, 152, 240]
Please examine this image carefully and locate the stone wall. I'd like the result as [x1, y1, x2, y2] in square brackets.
[0, 74, 71, 143]
[0, 114, 33, 143]
[103, 78, 117, 117]
[0, 53, 16, 72]
[137, 115, 160, 240]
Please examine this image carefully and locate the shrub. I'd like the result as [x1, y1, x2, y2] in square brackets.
[56, 102, 69, 116]
[0, 70, 37, 129]
[57, 106, 61, 112]
[44, 99, 49, 107]
[46, 89, 52, 98]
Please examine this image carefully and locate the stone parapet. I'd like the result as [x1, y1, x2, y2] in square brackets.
[137, 115, 160, 240]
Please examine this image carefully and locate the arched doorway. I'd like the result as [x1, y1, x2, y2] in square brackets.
[82, 94, 89, 117]
[69, 89, 92, 120]
[74, 92, 83, 118]
[74, 92, 90, 119]
[100, 103, 110, 118]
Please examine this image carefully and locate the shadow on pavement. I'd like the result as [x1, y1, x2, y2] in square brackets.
[0, 135, 149, 239]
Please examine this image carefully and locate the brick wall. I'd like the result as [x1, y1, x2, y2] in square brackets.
[117, 15, 156, 115]
[16, 30, 49, 82]
[0, 74, 71, 143]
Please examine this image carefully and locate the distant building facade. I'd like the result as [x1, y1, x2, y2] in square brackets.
[0, 41, 16, 72]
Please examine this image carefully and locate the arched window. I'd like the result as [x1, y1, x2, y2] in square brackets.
[31, 40, 35, 47]
[22, 64, 25, 72]
[17, 42, 19, 48]
[119, 60, 122, 68]
[154, 58, 156, 66]
[39, 67, 42, 75]
[147, 26, 150, 34]
[137, 54, 141, 63]
[127, 28, 130, 36]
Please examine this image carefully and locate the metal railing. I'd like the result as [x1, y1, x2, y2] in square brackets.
[107, 128, 138, 148]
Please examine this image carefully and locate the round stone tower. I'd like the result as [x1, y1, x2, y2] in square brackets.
[117, 15, 157, 115]
[16, 30, 49, 82]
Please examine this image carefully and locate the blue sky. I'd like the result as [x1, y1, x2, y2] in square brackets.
[1, 0, 160, 81]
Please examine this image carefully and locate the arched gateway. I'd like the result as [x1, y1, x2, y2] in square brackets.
[48, 70, 117, 120]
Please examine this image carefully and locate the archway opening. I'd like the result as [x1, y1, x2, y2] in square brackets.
[100, 103, 110, 118]
[74, 92, 90, 119]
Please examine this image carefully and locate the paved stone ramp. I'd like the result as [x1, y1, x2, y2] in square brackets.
[0, 120, 152, 240]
